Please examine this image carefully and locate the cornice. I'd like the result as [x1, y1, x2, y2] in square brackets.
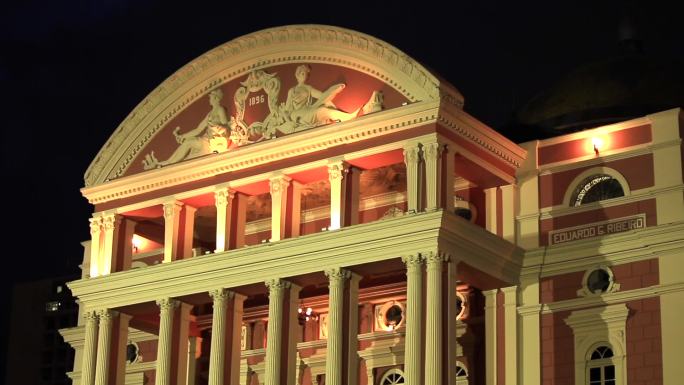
[82, 101, 439, 205]
[85, 24, 450, 187]
[437, 106, 527, 169]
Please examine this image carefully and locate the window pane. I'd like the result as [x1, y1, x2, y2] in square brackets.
[605, 365, 615, 380]
[590, 367, 601, 381]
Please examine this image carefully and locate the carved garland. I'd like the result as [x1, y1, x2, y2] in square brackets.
[85, 25, 443, 186]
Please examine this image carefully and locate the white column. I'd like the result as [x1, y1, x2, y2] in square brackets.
[483, 290, 498, 385]
[100, 214, 117, 276]
[156, 298, 179, 385]
[502, 286, 518, 385]
[423, 142, 443, 211]
[94, 310, 114, 385]
[214, 187, 235, 253]
[181, 205, 197, 258]
[402, 254, 423, 385]
[81, 311, 99, 385]
[403, 144, 421, 213]
[208, 289, 232, 385]
[264, 279, 289, 385]
[484, 187, 498, 234]
[163, 202, 183, 263]
[328, 162, 347, 231]
[500, 185, 518, 243]
[187, 337, 198, 385]
[89, 216, 103, 277]
[324, 268, 350, 385]
[425, 251, 445, 385]
[269, 176, 291, 242]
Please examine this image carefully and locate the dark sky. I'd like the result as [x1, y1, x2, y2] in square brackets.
[0, 0, 682, 376]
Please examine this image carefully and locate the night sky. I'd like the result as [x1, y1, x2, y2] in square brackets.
[1, 0, 682, 376]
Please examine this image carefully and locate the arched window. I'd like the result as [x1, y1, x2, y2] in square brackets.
[570, 174, 625, 206]
[456, 361, 469, 384]
[587, 345, 616, 385]
[379, 369, 405, 385]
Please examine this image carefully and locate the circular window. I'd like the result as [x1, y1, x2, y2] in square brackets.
[376, 301, 406, 331]
[578, 266, 619, 297]
[126, 342, 140, 364]
[587, 269, 611, 293]
[380, 369, 405, 385]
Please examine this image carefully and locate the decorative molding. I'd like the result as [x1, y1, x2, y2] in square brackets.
[84, 24, 449, 187]
[82, 101, 439, 204]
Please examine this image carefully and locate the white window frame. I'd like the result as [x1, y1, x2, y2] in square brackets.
[379, 368, 405, 385]
[564, 304, 628, 385]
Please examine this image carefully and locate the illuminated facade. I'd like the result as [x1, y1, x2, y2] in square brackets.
[61, 25, 684, 385]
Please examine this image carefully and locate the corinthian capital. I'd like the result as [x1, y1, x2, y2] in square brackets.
[424, 250, 449, 267]
[156, 298, 180, 311]
[401, 254, 423, 267]
[163, 201, 183, 219]
[423, 142, 444, 160]
[214, 188, 235, 207]
[209, 288, 234, 302]
[324, 267, 351, 284]
[403, 146, 421, 164]
[269, 176, 291, 195]
[327, 162, 347, 181]
[265, 278, 291, 293]
[89, 216, 103, 235]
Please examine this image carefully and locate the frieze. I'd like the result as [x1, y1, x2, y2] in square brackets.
[85, 25, 445, 187]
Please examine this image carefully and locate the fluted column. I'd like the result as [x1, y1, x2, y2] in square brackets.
[402, 254, 423, 385]
[424, 142, 443, 211]
[214, 187, 235, 253]
[89, 216, 103, 277]
[324, 268, 350, 385]
[403, 144, 421, 213]
[94, 310, 114, 385]
[208, 289, 232, 385]
[264, 279, 289, 385]
[81, 311, 99, 385]
[156, 298, 179, 385]
[425, 252, 446, 385]
[163, 202, 183, 263]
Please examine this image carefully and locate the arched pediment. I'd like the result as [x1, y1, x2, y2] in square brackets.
[85, 24, 463, 186]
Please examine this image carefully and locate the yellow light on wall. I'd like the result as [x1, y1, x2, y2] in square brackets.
[592, 137, 604, 155]
[132, 234, 144, 253]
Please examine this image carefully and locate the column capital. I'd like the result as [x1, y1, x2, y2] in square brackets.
[401, 254, 423, 268]
[89, 216, 103, 234]
[422, 141, 444, 160]
[402, 145, 421, 164]
[265, 278, 292, 292]
[324, 267, 351, 285]
[83, 310, 99, 322]
[156, 298, 181, 311]
[101, 214, 118, 230]
[209, 288, 235, 302]
[424, 250, 449, 266]
[163, 201, 184, 219]
[327, 161, 348, 181]
[214, 188, 235, 206]
[96, 309, 116, 321]
[269, 175, 292, 195]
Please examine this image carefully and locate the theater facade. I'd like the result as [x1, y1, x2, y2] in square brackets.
[61, 25, 684, 385]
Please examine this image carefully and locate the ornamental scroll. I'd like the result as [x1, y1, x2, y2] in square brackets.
[142, 65, 384, 170]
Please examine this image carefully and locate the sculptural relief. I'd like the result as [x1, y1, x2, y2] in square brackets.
[142, 88, 231, 170]
[142, 64, 384, 169]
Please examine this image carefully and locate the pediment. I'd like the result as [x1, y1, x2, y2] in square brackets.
[85, 25, 463, 187]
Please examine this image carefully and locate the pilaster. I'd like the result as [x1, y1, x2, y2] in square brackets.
[269, 176, 292, 242]
[499, 185, 518, 243]
[89, 216, 103, 277]
[162, 202, 183, 263]
[502, 286, 518, 385]
[483, 289, 498, 385]
[214, 187, 236, 253]
[423, 142, 444, 211]
[328, 161, 348, 231]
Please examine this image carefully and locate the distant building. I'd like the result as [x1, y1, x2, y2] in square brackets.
[6, 275, 78, 385]
[61, 25, 683, 385]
